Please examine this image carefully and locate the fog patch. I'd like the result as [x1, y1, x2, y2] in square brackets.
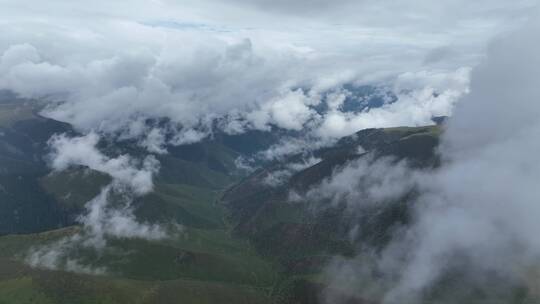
[305, 155, 416, 212]
[26, 132, 172, 275]
[48, 132, 159, 195]
[262, 156, 322, 187]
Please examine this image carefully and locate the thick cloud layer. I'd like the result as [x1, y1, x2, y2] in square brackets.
[0, 0, 534, 154]
[79, 186, 167, 247]
[0, 37, 470, 149]
[318, 17, 540, 303]
[384, 17, 540, 301]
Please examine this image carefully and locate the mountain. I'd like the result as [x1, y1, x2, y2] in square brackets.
[219, 125, 441, 302]
[0, 101, 531, 304]
[0, 101, 79, 234]
[0, 101, 278, 303]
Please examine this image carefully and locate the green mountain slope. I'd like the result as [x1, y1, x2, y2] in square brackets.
[8, 99, 508, 303]
[0, 258, 272, 304]
[220, 126, 442, 302]
[0, 181, 280, 304]
[0, 102, 78, 234]
[0, 101, 279, 303]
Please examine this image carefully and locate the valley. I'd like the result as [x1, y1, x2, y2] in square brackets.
[0, 100, 532, 304]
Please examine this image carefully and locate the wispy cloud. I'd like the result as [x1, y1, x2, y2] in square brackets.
[26, 132, 170, 274]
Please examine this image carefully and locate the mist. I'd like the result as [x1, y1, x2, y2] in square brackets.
[319, 17, 540, 303]
[1, 0, 539, 298]
[26, 132, 170, 274]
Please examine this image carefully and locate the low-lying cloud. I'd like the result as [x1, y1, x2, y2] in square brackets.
[48, 132, 159, 195]
[1, 0, 521, 156]
[383, 17, 540, 302]
[0, 38, 470, 156]
[27, 234, 107, 276]
[27, 132, 169, 274]
[317, 18, 540, 303]
[305, 155, 415, 212]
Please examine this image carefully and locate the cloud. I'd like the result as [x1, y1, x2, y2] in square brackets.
[381, 17, 540, 302]
[262, 156, 321, 187]
[28, 133, 168, 274]
[199, 0, 535, 35]
[305, 155, 415, 211]
[0, 43, 40, 71]
[216, 0, 357, 16]
[248, 89, 319, 131]
[47, 132, 163, 239]
[26, 234, 107, 276]
[0, 0, 537, 289]
[79, 186, 168, 248]
[1, 35, 299, 133]
[317, 17, 540, 303]
[258, 136, 329, 161]
[26, 186, 170, 274]
[315, 68, 471, 139]
[253, 73, 470, 160]
[0, 0, 533, 157]
[48, 132, 159, 195]
[139, 128, 168, 154]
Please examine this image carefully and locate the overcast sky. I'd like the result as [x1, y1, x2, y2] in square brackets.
[0, 1, 537, 148]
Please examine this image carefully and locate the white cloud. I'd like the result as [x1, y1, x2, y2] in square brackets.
[263, 90, 318, 131]
[382, 18, 540, 302]
[244, 89, 320, 131]
[79, 186, 168, 248]
[318, 18, 540, 303]
[2, 0, 538, 289]
[26, 187, 168, 274]
[259, 136, 330, 161]
[315, 68, 471, 139]
[0, 43, 40, 71]
[48, 132, 159, 195]
[262, 156, 321, 187]
[32, 132, 169, 275]
[27, 234, 108, 276]
[170, 128, 209, 146]
[306, 155, 415, 211]
[139, 128, 168, 154]
[0, 0, 533, 155]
